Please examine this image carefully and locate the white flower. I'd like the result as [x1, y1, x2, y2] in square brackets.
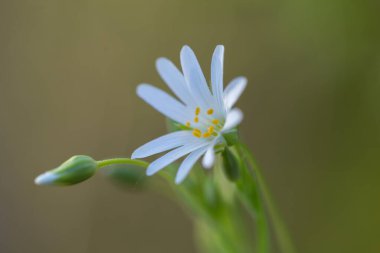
[132, 45, 247, 184]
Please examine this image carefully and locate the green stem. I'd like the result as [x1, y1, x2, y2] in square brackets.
[96, 158, 149, 169]
[255, 196, 270, 253]
[235, 145, 270, 253]
[161, 165, 250, 253]
[240, 144, 297, 253]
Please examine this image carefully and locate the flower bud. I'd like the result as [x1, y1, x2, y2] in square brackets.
[35, 155, 98, 186]
[222, 147, 240, 181]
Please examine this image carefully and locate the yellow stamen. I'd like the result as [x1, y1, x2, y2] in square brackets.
[207, 108, 214, 115]
[193, 129, 201, 138]
[195, 107, 201, 115]
[212, 119, 219, 125]
[194, 117, 199, 123]
[186, 122, 191, 127]
[208, 126, 214, 134]
[193, 128, 201, 133]
[203, 132, 211, 138]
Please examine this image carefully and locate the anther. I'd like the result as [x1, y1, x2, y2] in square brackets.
[186, 122, 191, 127]
[195, 107, 201, 115]
[193, 128, 201, 133]
[203, 132, 211, 138]
[194, 117, 199, 123]
[192, 129, 201, 138]
[207, 108, 214, 115]
[212, 119, 219, 125]
[208, 126, 214, 134]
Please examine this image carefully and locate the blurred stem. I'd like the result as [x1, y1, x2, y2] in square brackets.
[161, 166, 250, 253]
[235, 146, 270, 253]
[97, 158, 148, 169]
[239, 144, 297, 253]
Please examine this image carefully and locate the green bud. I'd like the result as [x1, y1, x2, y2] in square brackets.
[222, 129, 239, 146]
[35, 155, 98, 186]
[222, 147, 240, 181]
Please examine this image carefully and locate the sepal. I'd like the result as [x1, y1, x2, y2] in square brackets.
[222, 147, 241, 181]
[222, 129, 239, 146]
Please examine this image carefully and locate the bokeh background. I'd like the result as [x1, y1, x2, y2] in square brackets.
[0, 0, 379, 252]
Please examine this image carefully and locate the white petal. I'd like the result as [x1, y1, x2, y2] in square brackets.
[222, 108, 243, 131]
[146, 140, 209, 176]
[211, 45, 226, 116]
[180, 45, 213, 109]
[202, 145, 216, 169]
[224, 77, 247, 109]
[175, 146, 208, 184]
[132, 131, 194, 159]
[34, 172, 58, 185]
[137, 84, 190, 125]
[156, 58, 194, 106]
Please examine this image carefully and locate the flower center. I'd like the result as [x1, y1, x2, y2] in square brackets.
[186, 107, 223, 138]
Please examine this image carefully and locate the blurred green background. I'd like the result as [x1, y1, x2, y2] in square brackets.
[0, 0, 379, 252]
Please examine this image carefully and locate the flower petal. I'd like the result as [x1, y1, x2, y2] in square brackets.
[131, 131, 194, 159]
[137, 84, 190, 125]
[224, 77, 247, 109]
[34, 172, 58, 185]
[175, 146, 208, 184]
[156, 58, 194, 106]
[211, 45, 226, 116]
[202, 145, 215, 169]
[222, 108, 243, 131]
[201, 137, 221, 169]
[146, 140, 209, 176]
[180, 45, 213, 109]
